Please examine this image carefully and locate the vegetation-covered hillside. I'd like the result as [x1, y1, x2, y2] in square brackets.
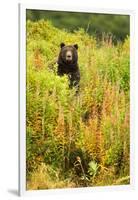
[26, 20, 130, 190]
[27, 10, 130, 42]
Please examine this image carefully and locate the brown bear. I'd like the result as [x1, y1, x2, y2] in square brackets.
[57, 43, 80, 90]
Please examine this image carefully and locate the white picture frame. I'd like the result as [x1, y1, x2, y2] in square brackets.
[19, 3, 135, 196]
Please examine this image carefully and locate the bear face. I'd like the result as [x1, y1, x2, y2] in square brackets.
[58, 43, 78, 67]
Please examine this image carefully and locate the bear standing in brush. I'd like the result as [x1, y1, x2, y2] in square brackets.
[57, 43, 80, 91]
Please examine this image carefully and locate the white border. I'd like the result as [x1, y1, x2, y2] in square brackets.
[19, 4, 26, 196]
[19, 3, 135, 196]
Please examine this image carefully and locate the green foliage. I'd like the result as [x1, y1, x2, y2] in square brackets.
[27, 10, 130, 42]
[105, 142, 123, 166]
[88, 161, 99, 177]
[26, 20, 130, 189]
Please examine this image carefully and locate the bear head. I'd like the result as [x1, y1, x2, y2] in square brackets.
[58, 43, 78, 66]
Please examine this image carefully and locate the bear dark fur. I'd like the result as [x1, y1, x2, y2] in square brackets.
[57, 43, 80, 89]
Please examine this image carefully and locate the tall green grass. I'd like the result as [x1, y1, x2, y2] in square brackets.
[26, 20, 130, 190]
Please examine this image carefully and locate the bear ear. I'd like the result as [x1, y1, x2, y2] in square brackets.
[60, 42, 65, 48]
[74, 44, 78, 50]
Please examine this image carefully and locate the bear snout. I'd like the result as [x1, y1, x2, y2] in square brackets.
[66, 50, 72, 62]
